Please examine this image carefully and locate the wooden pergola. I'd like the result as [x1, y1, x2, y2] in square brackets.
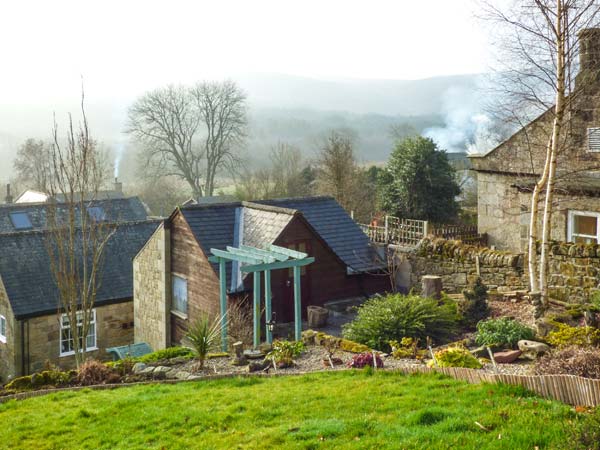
[208, 244, 315, 351]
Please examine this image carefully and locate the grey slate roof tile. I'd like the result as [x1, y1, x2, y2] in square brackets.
[0, 220, 160, 319]
[179, 196, 384, 289]
[0, 197, 148, 234]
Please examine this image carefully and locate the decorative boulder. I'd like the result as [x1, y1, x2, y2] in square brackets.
[518, 340, 550, 359]
[493, 350, 522, 364]
[132, 362, 147, 374]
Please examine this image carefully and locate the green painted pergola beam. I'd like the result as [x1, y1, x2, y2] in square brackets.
[270, 244, 308, 259]
[240, 257, 315, 273]
[210, 248, 262, 265]
[226, 246, 276, 263]
[240, 245, 289, 261]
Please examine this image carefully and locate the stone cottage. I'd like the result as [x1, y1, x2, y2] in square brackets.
[470, 28, 600, 251]
[0, 220, 159, 381]
[133, 197, 389, 351]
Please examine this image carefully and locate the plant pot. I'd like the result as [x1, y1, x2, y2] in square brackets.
[308, 306, 329, 328]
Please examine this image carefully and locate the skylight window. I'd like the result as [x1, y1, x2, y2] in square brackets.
[9, 212, 32, 230]
[87, 206, 106, 222]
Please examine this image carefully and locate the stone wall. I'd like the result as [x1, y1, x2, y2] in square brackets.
[409, 239, 527, 294]
[19, 301, 134, 376]
[133, 222, 170, 351]
[0, 279, 19, 382]
[410, 239, 600, 306]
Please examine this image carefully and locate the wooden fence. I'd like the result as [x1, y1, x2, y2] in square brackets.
[358, 216, 486, 248]
[396, 365, 600, 407]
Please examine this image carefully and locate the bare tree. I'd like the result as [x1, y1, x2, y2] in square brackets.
[13, 138, 53, 192]
[46, 94, 114, 368]
[127, 81, 247, 198]
[484, 0, 600, 301]
[191, 80, 247, 196]
[127, 85, 203, 197]
[270, 142, 305, 197]
[316, 131, 357, 210]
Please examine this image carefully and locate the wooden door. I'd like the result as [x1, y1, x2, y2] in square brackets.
[280, 240, 311, 322]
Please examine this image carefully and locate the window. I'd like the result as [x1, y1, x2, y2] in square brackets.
[0, 315, 6, 343]
[172, 275, 188, 316]
[9, 212, 32, 230]
[60, 310, 97, 356]
[589, 128, 600, 152]
[87, 206, 106, 222]
[568, 211, 600, 243]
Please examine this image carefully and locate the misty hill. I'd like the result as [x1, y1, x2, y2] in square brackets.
[238, 73, 480, 116]
[0, 73, 482, 180]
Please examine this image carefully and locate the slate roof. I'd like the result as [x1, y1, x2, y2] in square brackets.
[0, 197, 148, 234]
[256, 197, 384, 273]
[0, 220, 160, 319]
[179, 196, 385, 289]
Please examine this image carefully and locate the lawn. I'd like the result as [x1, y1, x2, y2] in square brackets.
[0, 371, 577, 449]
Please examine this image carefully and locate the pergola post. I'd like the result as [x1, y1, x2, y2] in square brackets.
[264, 269, 272, 344]
[253, 270, 261, 349]
[219, 258, 227, 352]
[293, 265, 302, 341]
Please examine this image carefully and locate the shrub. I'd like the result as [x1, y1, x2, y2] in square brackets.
[137, 346, 195, 363]
[77, 359, 117, 386]
[459, 278, 490, 328]
[186, 315, 223, 370]
[534, 346, 600, 379]
[31, 370, 72, 388]
[475, 317, 535, 349]
[347, 352, 384, 369]
[227, 298, 254, 347]
[431, 346, 482, 369]
[267, 340, 305, 366]
[546, 323, 600, 348]
[342, 294, 459, 352]
[389, 337, 425, 359]
[4, 375, 33, 392]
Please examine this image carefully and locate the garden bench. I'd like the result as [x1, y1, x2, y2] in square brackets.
[106, 342, 153, 361]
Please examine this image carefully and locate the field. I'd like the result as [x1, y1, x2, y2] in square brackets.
[0, 371, 577, 449]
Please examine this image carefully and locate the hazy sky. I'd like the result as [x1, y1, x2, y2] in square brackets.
[0, 0, 490, 104]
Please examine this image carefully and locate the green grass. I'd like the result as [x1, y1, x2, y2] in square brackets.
[0, 371, 577, 449]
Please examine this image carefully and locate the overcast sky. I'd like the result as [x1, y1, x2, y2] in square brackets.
[0, 0, 491, 104]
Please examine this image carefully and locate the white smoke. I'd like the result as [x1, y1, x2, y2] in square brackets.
[424, 85, 501, 155]
[114, 142, 124, 179]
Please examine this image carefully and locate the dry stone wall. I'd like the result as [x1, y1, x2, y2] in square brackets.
[410, 238, 600, 305]
[409, 239, 527, 294]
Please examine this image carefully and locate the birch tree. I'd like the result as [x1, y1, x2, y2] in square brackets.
[484, 0, 600, 302]
[46, 94, 113, 368]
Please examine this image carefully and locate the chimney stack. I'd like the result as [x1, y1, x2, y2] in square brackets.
[5, 184, 12, 204]
[114, 177, 122, 193]
[578, 28, 600, 88]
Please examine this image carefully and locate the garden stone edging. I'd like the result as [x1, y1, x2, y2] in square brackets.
[2, 365, 600, 407]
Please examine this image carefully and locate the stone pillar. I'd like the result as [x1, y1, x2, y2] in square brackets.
[422, 275, 442, 299]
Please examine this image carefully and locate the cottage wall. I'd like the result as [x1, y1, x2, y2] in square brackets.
[0, 279, 19, 381]
[133, 222, 171, 351]
[169, 211, 223, 344]
[15, 301, 134, 376]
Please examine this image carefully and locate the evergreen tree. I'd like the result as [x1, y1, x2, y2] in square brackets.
[378, 136, 460, 223]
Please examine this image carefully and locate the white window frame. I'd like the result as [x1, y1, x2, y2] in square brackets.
[59, 309, 97, 357]
[171, 274, 188, 318]
[588, 127, 600, 152]
[0, 315, 6, 344]
[567, 210, 600, 243]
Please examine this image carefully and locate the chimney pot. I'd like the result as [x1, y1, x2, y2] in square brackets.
[5, 184, 13, 204]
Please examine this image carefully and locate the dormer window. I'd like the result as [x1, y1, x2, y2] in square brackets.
[588, 127, 600, 152]
[87, 206, 106, 222]
[9, 212, 32, 230]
